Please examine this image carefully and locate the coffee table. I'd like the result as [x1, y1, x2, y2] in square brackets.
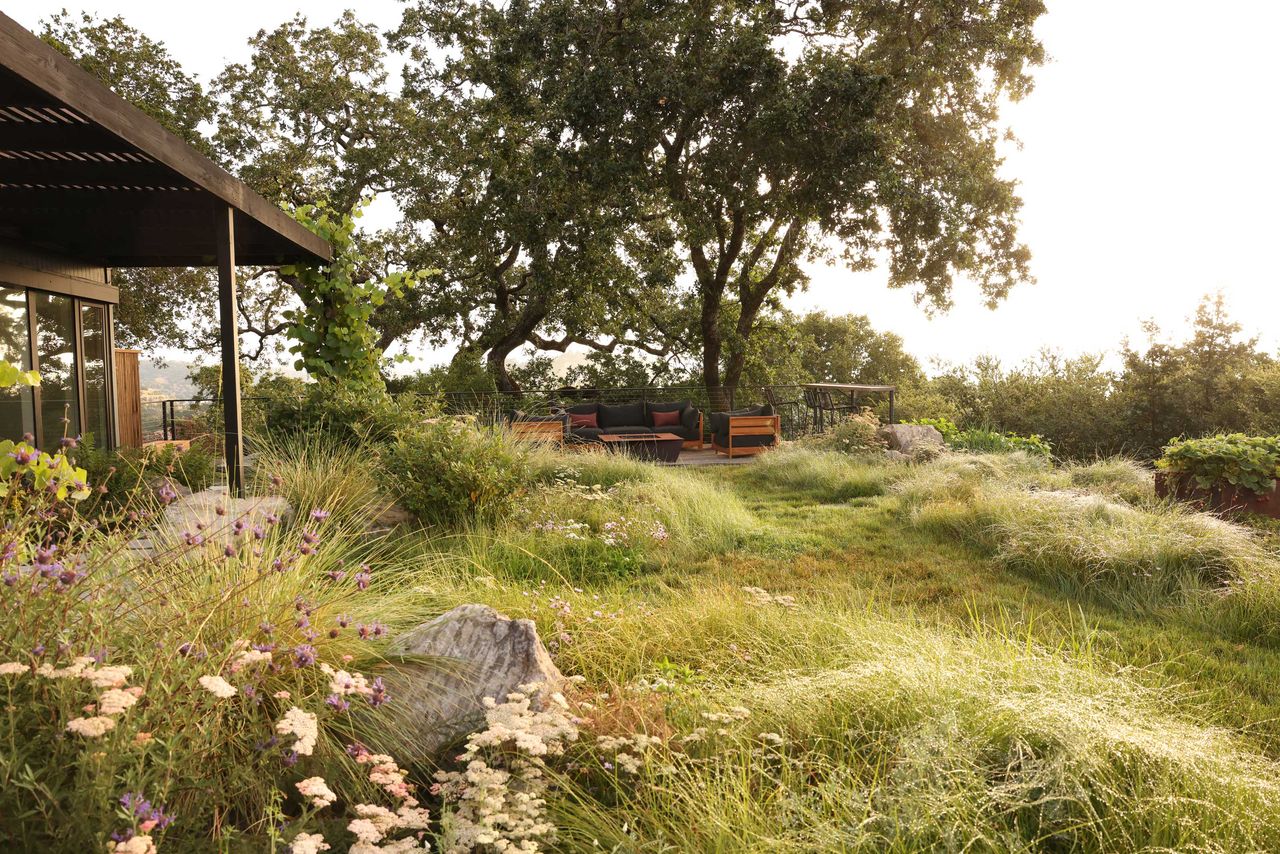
[599, 432, 683, 462]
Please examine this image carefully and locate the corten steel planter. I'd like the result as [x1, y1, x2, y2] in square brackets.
[1155, 471, 1280, 518]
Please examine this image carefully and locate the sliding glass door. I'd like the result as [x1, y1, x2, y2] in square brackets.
[0, 285, 114, 449]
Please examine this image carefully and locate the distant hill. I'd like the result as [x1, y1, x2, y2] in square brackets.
[137, 358, 197, 401]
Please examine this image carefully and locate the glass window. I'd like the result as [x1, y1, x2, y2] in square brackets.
[33, 291, 79, 447]
[81, 303, 109, 446]
[0, 286, 35, 440]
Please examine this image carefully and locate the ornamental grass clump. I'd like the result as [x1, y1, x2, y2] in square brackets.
[0, 432, 438, 851]
[547, 604, 1280, 852]
[748, 445, 902, 501]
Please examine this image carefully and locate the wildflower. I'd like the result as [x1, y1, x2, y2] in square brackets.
[348, 818, 383, 845]
[296, 776, 337, 809]
[276, 707, 319, 755]
[302, 530, 320, 545]
[198, 675, 237, 699]
[66, 715, 116, 738]
[259, 622, 274, 635]
[367, 677, 389, 708]
[112, 835, 156, 854]
[354, 570, 372, 590]
[311, 508, 330, 522]
[758, 732, 785, 745]
[292, 645, 317, 668]
[120, 791, 174, 831]
[230, 649, 272, 672]
[282, 749, 300, 767]
[325, 694, 350, 712]
[98, 688, 139, 715]
[223, 544, 237, 558]
[0, 662, 26, 676]
[134, 732, 153, 746]
[84, 664, 132, 689]
[273, 690, 292, 700]
[156, 483, 178, 505]
[326, 569, 347, 583]
[289, 832, 330, 854]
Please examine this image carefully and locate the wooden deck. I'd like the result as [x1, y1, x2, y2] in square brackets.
[668, 447, 760, 466]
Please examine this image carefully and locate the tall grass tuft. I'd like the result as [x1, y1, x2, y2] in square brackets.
[748, 445, 903, 501]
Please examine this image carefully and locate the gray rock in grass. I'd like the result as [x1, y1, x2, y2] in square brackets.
[877, 423, 944, 455]
[384, 604, 565, 758]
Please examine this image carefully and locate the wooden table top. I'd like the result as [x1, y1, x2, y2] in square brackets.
[599, 432, 683, 442]
[801, 382, 897, 393]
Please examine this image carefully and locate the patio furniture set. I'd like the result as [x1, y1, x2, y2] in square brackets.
[508, 399, 781, 461]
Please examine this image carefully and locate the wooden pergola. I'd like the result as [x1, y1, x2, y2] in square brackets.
[0, 13, 331, 494]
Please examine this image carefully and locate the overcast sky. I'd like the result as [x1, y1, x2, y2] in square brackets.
[11, 1, 1280, 372]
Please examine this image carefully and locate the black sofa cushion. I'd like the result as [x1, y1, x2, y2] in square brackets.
[645, 399, 689, 424]
[561, 402, 600, 416]
[713, 433, 776, 449]
[569, 427, 605, 443]
[598, 401, 645, 429]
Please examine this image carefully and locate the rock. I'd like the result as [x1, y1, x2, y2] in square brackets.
[156, 486, 293, 548]
[883, 449, 911, 463]
[877, 423, 944, 455]
[369, 502, 415, 530]
[384, 604, 565, 758]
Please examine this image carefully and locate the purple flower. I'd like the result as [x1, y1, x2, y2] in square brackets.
[325, 693, 350, 712]
[368, 677, 389, 708]
[310, 509, 330, 522]
[255, 735, 279, 752]
[120, 790, 174, 830]
[252, 525, 266, 540]
[266, 513, 280, 525]
[34, 546, 56, 566]
[0, 540, 16, 564]
[354, 571, 371, 591]
[337, 615, 349, 628]
[9, 447, 37, 465]
[291, 645, 316, 668]
[156, 483, 178, 505]
[58, 436, 79, 450]
[281, 749, 299, 767]
[251, 642, 276, 653]
[271, 558, 287, 573]
[177, 643, 193, 657]
[2, 573, 17, 587]
[345, 741, 370, 760]
[259, 622, 274, 636]
[326, 569, 346, 583]
[271, 474, 283, 487]
[215, 505, 226, 517]
[301, 530, 320, 545]
[295, 615, 310, 629]
[183, 532, 204, 547]
[298, 544, 314, 556]
[223, 544, 237, 558]
[31, 644, 45, 657]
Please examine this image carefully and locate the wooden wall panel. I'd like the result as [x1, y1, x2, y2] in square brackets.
[114, 348, 142, 448]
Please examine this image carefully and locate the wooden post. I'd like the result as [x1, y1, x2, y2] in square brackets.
[112, 348, 142, 447]
[214, 205, 244, 497]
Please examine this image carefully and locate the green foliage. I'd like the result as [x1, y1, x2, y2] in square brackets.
[259, 383, 436, 447]
[280, 203, 428, 389]
[802, 410, 887, 456]
[387, 420, 531, 527]
[910, 416, 1052, 457]
[1158, 434, 1280, 495]
[73, 441, 216, 523]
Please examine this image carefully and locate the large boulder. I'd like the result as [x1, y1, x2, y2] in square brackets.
[384, 604, 565, 758]
[877, 423, 944, 455]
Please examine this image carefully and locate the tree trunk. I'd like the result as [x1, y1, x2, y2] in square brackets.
[700, 290, 729, 410]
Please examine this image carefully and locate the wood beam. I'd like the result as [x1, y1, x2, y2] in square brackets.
[214, 204, 244, 497]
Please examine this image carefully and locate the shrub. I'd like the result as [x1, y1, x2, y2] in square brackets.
[259, 383, 438, 446]
[387, 419, 530, 527]
[910, 417, 1053, 457]
[802, 409, 886, 456]
[73, 440, 216, 524]
[251, 432, 393, 529]
[1158, 434, 1280, 495]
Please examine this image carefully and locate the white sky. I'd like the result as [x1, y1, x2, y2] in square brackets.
[11, 1, 1280, 372]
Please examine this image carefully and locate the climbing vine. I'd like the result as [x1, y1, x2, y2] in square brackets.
[280, 203, 428, 390]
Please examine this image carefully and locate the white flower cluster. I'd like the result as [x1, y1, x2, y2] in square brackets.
[321, 663, 372, 697]
[434, 685, 579, 853]
[740, 586, 798, 608]
[0, 656, 144, 740]
[276, 706, 320, 755]
[593, 732, 662, 775]
[198, 674, 237, 699]
[297, 776, 338, 809]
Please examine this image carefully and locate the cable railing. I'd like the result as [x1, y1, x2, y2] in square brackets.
[148, 384, 897, 441]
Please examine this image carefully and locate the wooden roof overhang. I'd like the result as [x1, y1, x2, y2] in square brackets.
[0, 11, 331, 267]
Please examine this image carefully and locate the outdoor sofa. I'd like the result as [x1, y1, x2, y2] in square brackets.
[555, 400, 704, 449]
[709, 404, 780, 458]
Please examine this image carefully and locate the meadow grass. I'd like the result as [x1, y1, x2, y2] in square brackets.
[15, 435, 1280, 852]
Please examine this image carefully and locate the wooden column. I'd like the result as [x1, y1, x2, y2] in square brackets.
[112, 348, 142, 447]
[214, 205, 244, 497]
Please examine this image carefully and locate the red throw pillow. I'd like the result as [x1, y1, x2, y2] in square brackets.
[569, 412, 598, 429]
[652, 408, 681, 428]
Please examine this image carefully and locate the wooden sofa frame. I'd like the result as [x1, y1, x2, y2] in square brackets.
[509, 420, 565, 446]
[711, 414, 780, 458]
